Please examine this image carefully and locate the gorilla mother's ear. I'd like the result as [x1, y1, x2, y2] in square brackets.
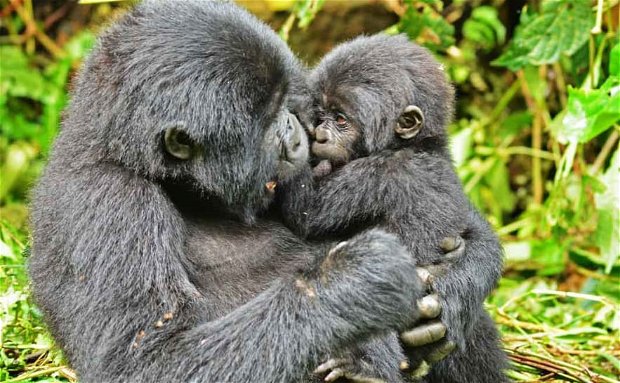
[163, 126, 197, 160]
[395, 105, 424, 140]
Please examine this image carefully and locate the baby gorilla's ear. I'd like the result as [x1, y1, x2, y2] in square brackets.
[395, 105, 424, 140]
[163, 126, 196, 160]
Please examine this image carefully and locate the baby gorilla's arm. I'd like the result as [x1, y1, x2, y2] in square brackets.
[305, 154, 400, 237]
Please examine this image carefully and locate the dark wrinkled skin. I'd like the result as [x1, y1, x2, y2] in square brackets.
[278, 35, 509, 382]
[29, 3, 435, 382]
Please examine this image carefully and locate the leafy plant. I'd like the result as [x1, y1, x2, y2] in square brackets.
[493, 0, 594, 70]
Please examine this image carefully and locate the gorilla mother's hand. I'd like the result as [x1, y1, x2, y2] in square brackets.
[398, 235, 465, 380]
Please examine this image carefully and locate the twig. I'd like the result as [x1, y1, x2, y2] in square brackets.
[488, 78, 521, 124]
[43, 2, 73, 30]
[5, 366, 73, 383]
[279, 12, 296, 42]
[508, 352, 587, 382]
[501, 146, 555, 161]
[8, 0, 65, 58]
[552, 62, 567, 109]
[508, 349, 620, 383]
[516, 69, 545, 205]
[0, 0, 19, 17]
[532, 288, 615, 305]
[591, 0, 604, 34]
[590, 129, 619, 175]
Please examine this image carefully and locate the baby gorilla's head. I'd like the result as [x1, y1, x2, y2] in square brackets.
[308, 34, 454, 168]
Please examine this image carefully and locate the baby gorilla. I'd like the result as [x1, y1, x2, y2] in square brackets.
[280, 35, 508, 382]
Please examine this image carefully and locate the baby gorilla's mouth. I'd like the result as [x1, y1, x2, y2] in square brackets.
[311, 142, 349, 167]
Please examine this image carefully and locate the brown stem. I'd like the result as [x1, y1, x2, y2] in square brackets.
[552, 62, 567, 109]
[590, 129, 619, 175]
[516, 69, 544, 205]
[43, 2, 73, 30]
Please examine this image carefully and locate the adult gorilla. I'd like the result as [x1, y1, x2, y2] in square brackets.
[29, 2, 432, 382]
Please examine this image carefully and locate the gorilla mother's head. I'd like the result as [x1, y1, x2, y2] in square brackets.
[55, 0, 307, 221]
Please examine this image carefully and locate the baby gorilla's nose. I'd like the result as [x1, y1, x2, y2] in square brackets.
[315, 127, 330, 144]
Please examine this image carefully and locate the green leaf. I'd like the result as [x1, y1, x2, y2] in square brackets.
[505, 239, 567, 275]
[449, 126, 473, 168]
[463, 6, 506, 49]
[531, 239, 566, 276]
[399, 5, 425, 41]
[594, 150, 620, 273]
[500, 111, 533, 138]
[294, 0, 325, 29]
[557, 77, 620, 143]
[398, 2, 455, 52]
[493, 0, 594, 71]
[484, 160, 516, 213]
[63, 31, 96, 61]
[503, 241, 531, 262]
[523, 65, 546, 102]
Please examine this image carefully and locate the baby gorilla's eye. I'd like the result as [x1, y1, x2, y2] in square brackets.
[335, 113, 347, 126]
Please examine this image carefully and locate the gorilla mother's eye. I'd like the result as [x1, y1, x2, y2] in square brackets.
[163, 126, 195, 160]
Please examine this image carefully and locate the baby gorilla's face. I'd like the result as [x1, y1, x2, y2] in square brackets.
[310, 109, 361, 167]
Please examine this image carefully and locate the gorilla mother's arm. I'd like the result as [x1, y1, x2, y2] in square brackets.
[30, 166, 423, 382]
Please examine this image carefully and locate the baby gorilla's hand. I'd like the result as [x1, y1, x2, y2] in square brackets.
[313, 159, 333, 179]
[398, 235, 465, 380]
[315, 335, 405, 383]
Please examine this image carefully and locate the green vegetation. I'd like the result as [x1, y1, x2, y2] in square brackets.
[1, 0, 618, 381]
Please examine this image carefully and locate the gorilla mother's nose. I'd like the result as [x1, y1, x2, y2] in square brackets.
[286, 112, 303, 149]
[281, 111, 309, 165]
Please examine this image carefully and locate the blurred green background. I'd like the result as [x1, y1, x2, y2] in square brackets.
[0, 0, 618, 382]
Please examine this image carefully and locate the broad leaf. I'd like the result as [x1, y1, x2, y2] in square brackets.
[463, 6, 506, 49]
[594, 151, 620, 273]
[493, 0, 593, 71]
[558, 76, 620, 143]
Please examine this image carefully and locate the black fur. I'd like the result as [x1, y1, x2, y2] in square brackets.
[29, 4, 426, 382]
[279, 34, 509, 382]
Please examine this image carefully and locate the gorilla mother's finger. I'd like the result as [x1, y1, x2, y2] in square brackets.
[409, 360, 431, 381]
[417, 294, 441, 319]
[401, 320, 446, 346]
[439, 235, 465, 261]
[426, 340, 456, 363]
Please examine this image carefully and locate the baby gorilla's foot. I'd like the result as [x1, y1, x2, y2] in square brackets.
[314, 356, 387, 383]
